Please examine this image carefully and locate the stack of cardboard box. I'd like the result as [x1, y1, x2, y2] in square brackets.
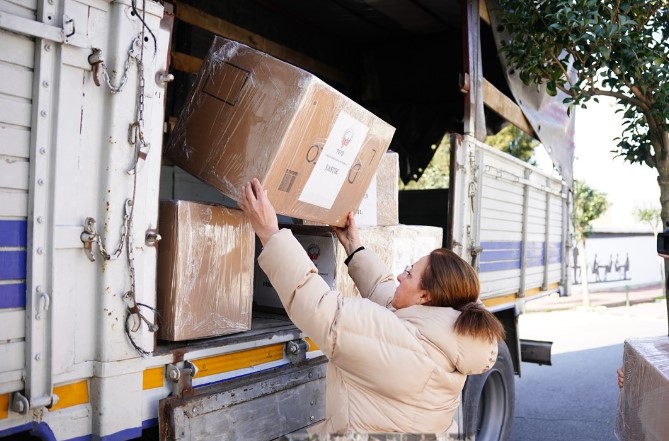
[157, 37, 397, 339]
[615, 336, 669, 440]
[156, 201, 255, 341]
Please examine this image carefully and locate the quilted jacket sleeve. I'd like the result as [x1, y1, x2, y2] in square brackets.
[258, 229, 343, 358]
[455, 335, 499, 375]
[346, 248, 396, 309]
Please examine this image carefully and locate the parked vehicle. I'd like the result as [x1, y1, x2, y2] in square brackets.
[0, 0, 572, 439]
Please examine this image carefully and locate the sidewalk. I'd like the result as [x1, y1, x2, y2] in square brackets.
[524, 285, 665, 313]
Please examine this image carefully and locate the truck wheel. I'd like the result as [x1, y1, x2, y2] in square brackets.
[462, 341, 515, 441]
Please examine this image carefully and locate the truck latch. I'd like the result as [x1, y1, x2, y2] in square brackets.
[470, 244, 483, 267]
[285, 339, 308, 365]
[80, 217, 99, 262]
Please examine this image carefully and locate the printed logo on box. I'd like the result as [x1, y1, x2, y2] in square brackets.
[299, 112, 370, 209]
[306, 243, 320, 261]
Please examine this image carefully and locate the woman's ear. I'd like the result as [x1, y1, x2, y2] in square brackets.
[421, 291, 432, 304]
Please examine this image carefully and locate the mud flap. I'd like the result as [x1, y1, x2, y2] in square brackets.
[159, 357, 327, 441]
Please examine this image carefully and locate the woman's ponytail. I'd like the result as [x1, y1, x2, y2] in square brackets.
[454, 302, 506, 343]
[422, 249, 506, 343]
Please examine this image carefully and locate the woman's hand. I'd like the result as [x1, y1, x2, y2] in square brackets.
[238, 178, 279, 246]
[332, 211, 362, 255]
[617, 367, 624, 389]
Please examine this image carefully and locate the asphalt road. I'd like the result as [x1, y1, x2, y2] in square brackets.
[511, 300, 668, 441]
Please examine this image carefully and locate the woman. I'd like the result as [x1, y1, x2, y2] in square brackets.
[239, 178, 505, 436]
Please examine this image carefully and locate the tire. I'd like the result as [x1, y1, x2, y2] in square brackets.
[462, 341, 515, 441]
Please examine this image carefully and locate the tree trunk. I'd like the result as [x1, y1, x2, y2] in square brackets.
[655, 133, 669, 230]
[655, 130, 669, 334]
[578, 240, 591, 308]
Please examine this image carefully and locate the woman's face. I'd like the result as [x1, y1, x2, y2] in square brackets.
[392, 255, 431, 309]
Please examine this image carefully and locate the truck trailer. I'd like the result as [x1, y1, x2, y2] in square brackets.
[0, 0, 573, 439]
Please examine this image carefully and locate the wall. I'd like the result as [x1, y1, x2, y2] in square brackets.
[571, 232, 663, 293]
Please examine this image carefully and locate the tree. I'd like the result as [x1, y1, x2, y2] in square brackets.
[485, 124, 539, 164]
[400, 125, 541, 191]
[573, 180, 609, 307]
[634, 205, 665, 283]
[493, 0, 669, 223]
[634, 206, 662, 233]
[400, 135, 450, 190]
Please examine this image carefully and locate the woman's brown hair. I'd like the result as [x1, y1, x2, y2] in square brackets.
[421, 248, 506, 342]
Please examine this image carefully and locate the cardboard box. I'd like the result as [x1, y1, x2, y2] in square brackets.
[304, 150, 400, 227]
[349, 150, 400, 226]
[336, 225, 443, 298]
[615, 336, 669, 441]
[156, 200, 255, 341]
[165, 37, 395, 227]
[254, 225, 338, 311]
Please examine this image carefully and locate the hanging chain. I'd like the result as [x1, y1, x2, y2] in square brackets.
[127, 31, 151, 176]
[97, 36, 142, 94]
[122, 3, 159, 356]
[80, 0, 160, 355]
[80, 200, 131, 261]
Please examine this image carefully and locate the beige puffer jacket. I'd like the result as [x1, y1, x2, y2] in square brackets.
[258, 229, 498, 435]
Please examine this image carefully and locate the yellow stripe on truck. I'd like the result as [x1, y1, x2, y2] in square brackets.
[305, 337, 319, 351]
[482, 294, 517, 308]
[482, 283, 561, 308]
[143, 367, 165, 390]
[193, 344, 285, 378]
[50, 380, 89, 411]
[0, 393, 8, 419]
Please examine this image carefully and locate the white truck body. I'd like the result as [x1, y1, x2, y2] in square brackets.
[0, 1, 569, 440]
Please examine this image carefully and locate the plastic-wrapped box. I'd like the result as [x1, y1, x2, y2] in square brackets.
[348, 150, 400, 226]
[304, 150, 400, 227]
[165, 37, 395, 227]
[615, 336, 669, 441]
[336, 225, 443, 298]
[254, 225, 338, 311]
[156, 200, 255, 341]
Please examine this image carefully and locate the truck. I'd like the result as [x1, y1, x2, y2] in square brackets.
[0, 0, 573, 440]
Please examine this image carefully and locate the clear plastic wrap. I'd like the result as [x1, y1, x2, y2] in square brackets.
[355, 151, 400, 227]
[336, 225, 443, 298]
[615, 336, 669, 441]
[165, 36, 395, 227]
[253, 225, 338, 311]
[156, 200, 255, 341]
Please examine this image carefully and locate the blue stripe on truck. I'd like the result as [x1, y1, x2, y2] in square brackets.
[0, 220, 27, 247]
[0, 250, 26, 279]
[0, 283, 26, 308]
[479, 241, 562, 273]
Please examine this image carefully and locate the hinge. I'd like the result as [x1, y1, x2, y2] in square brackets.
[166, 361, 198, 398]
[11, 391, 58, 413]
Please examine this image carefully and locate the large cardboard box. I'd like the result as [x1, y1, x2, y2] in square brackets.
[355, 151, 400, 226]
[304, 150, 400, 227]
[157, 200, 255, 341]
[254, 225, 338, 311]
[166, 37, 396, 227]
[336, 225, 443, 298]
[615, 336, 669, 441]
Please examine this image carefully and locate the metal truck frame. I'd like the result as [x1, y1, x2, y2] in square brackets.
[0, 0, 571, 440]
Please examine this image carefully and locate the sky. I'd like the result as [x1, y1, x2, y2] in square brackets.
[535, 96, 661, 232]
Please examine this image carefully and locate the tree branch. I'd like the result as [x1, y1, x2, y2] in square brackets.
[548, 49, 575, 89]
[610, 66, 653, 107]
[590, 87, 649, 110]
[636, 4, 663, 31]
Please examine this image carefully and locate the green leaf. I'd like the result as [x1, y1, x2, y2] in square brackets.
[601, 46, 611, 60]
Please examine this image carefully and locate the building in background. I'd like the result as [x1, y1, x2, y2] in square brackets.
[534, 96, 662, 292]
[572, 97, 662, 292]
